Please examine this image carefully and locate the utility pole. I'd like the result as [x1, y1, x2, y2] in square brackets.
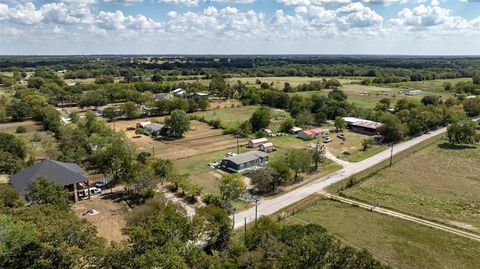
[389, 143, 394, 167]
[244, 217, 247, 245]
[152, 146, 155, 156]
[254, 198, 258, 222]
[236, 132, 240, 154]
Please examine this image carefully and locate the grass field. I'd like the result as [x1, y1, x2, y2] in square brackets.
[387, 78, 472, 92]
[191, 105, 290, 130]
[0, 120, 56, 160]
[341, 135, 480, 232]
[281, 198, 480, 269]
[288, 81, 457, 109]
[225, 76, 362, 88]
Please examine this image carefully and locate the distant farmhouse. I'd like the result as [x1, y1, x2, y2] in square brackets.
[10, 159, 88, 202]
[405, 90, 421, 96]
[221, 151, 269, 173]
[298, 128, 329, 140]
[343, 117, 382, 135]
[153, 93, 173, 100]
[186, 92, 209, 100]
[172, 88, 187, 97]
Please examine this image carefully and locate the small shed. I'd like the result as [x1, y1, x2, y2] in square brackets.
[290, 127, 303, 134]
[263, 129, 273, 135]
[259, 142, 274, 153]
[248, 138, 269, 148]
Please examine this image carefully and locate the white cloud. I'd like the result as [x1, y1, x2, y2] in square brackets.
[158, 0, 199, 6]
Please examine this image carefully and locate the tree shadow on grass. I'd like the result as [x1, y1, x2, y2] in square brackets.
[437, 142, 478, 151]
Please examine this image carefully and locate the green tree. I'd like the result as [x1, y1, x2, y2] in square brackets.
[362, 138, 374, 151]
[280, 118, 295, 133]
[26, 177, 70, 208]
[295, 110, 314, 127]
[463, 98, 480, 117]
[193, 205, 231, 250]
[250, 166, 279, 194]
[219, 174, 246, 201]
[447, 117, 479, 145]
[94, 135, 138, 187]
[250, 106, 271, 131]
[311, 140, 325, 171]
[378, 113, 406, 143]
[334, 116, 346, 132]
[164, 110, 190, 137]
[285, 149, 313, 179]
[120, 101, 140, 119]
[0, 132, 27, 159]
[0, 183, 23, 208]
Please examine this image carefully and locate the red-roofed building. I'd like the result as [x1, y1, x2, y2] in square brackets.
[298, 128, 330, 140]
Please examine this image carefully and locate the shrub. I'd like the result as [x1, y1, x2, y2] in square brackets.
[202, 193, 222, 207]
[15, 126, 27, 133]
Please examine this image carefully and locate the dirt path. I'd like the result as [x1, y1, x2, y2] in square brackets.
[322, 192, 480, 242]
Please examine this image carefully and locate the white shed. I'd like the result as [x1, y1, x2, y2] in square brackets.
[248, 138, 269, 148]
[259, 142, 274, 153]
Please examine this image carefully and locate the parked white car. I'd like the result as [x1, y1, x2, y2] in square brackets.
[82, 187, 102, 196]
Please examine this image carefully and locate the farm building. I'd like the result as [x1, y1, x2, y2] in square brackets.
[172, 88, 186, 97]
[405, 90, 421, 96]
[186, 92, 209, 100]
[221, 151, 269, 173]
[343, 117, 382, 135]
[144, 123, 165, 135]
[290, 127, 303, 134]
[298, 128, 329, 140]
[137, 121, 152, 128]
[153, 93, 172, 100]
[259, 142, 274, 153]
[10, 159, 88, 202]
[263, 129, 273, 135]
[248, 138, 269, 148]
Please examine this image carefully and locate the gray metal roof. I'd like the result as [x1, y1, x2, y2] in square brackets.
[224, 151, 268, 165]
[145, 123, 165, 132]
[10, 159, 87, 195]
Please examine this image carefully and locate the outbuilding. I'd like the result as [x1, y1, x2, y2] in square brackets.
[290, 127, 303, 134]
[144, 123, 165, 135]
[298, 128, 330, 140]
[10, 159, 88, 202]
[153, 93, 173, 100]
[248, 138, 269, 148]
[342, 117, 382, 135]
[220, 151, 269, 173]
[259, 142, 274, 153]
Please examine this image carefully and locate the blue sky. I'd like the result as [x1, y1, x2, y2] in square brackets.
[0, 0, 479, 55]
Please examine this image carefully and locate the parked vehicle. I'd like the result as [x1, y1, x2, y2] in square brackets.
[323, 137, 333, 143]
[95, 178, 112, 188]
[82, 187, 102, 196]
[337, 133, 345, 140]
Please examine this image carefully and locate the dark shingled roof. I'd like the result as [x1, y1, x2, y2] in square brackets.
[10, 159, 87, 195]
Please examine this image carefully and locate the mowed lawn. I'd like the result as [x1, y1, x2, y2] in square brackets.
[281, 198, 480, 269]
[342, 135, 480, 231]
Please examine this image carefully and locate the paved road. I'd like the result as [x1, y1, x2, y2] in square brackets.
[233, 126, 448, 228]
[324, 193, 480, 242]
